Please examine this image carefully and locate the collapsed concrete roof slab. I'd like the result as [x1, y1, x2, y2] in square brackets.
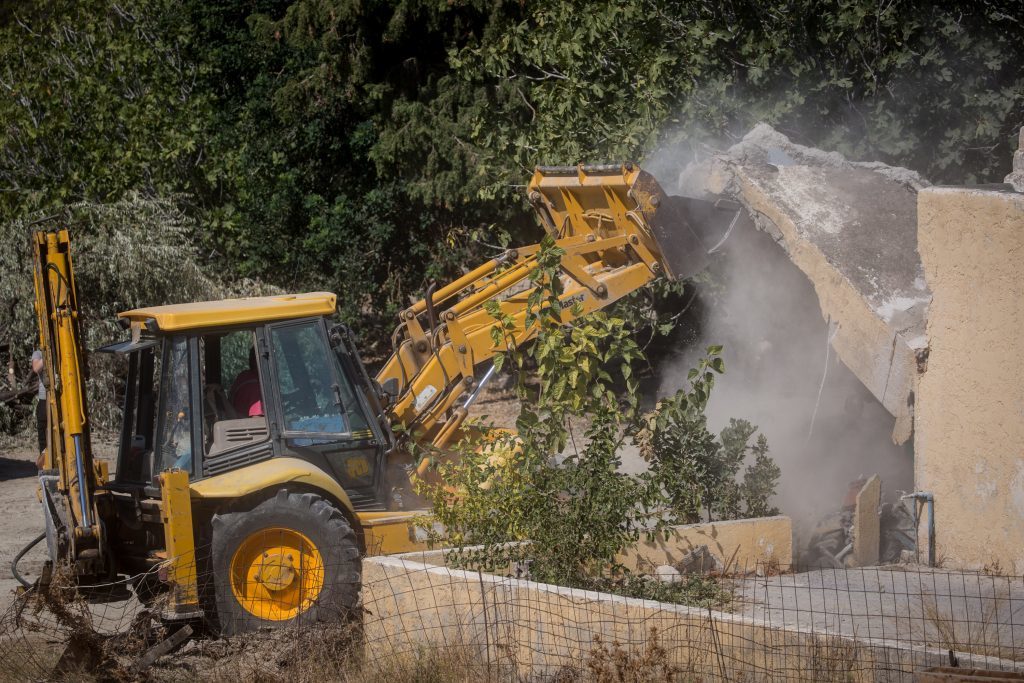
[696, 124, 931, 443]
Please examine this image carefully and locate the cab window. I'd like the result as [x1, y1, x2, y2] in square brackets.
[199, 329, 269, 457]
[270, 321, 349, 435]
[154, 335, 194, 475]
[114, 344, 160, 483]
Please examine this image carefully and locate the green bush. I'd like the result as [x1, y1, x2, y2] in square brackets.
[0, 1, 211, 221]
[3, 1, 1021, 353]
[418, 238, 779, 596]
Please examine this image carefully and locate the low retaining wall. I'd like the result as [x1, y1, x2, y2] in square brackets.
[361, 551, 1019, 680]
[619, 515, 792, 573]
[363, 555, 769, 680]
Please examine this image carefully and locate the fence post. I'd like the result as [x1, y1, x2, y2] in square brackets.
[708, 605, 729, 682]
[478, 568, 493, 681]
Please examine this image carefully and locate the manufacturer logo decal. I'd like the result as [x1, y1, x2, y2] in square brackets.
[414, 385, 438, 411]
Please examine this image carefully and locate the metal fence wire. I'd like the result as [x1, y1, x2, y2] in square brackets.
[2, 536, 1023, 682]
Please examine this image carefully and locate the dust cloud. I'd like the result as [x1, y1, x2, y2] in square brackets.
[647, 166, 913, 528]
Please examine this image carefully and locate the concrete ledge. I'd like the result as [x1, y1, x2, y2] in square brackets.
[390, 517, 793, 576]
[361, 553, 1020, 681]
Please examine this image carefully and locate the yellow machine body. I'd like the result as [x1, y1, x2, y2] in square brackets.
[30, 163, 721, 623]
[376, 163, 710, 457]
[159, 469, 201, 617]
[119, 292, 338, 331]
[32, 229, 105, 575]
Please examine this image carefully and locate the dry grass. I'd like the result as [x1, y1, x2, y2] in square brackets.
[921, 584, 1021, 662]
[0, 568, 171, 681]
[151, 629, 498, 683]
[551, 628, 703, 683]
[795, 634, 871, 683]
[6, 563, 1021, 682]
[0, 636, 66, 681]
[340, 645, 499, 683]
[982, 559, 1008, 577]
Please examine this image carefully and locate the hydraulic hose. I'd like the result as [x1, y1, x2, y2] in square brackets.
[11, 531, 46, 589]
[424, 281, 439, 336]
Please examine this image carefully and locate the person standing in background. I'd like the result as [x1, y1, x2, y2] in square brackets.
[31, 349, 47, 469]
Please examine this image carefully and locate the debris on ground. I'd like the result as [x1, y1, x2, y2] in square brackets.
[802, 475, 916, 568]
[674, 545, 724, 576]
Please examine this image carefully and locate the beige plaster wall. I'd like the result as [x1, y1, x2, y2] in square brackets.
[360, 553, 1001, 681]
[398, 517, 793, 575]
[619, 515, 792, 573]
[916, 187, 1024, 573]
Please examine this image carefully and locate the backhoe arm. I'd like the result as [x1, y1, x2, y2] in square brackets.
[376, 163, 720, 451]
[32, 229, 104, 570]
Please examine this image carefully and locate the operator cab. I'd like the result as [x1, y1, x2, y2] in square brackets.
[99, 293, 393, 511]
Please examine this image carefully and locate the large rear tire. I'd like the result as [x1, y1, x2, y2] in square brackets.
[209, 489, 360, 635]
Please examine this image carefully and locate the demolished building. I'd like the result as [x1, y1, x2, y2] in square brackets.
[669, 124, 1024, 573]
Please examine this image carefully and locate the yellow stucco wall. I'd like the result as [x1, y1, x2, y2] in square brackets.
[396, 517, 793, 574]
[360, 553, 990, 679]
[916, 187, 1024, 573]
[619, 515, 792, 573]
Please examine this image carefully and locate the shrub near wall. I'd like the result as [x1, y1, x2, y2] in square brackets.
[419, 239, 780, 599]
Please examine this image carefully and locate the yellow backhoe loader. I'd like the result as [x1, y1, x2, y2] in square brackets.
[19, 164, 735, 634]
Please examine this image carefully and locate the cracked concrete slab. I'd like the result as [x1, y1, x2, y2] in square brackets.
[852, 474, 881, 567]
[694, 124, 931, 443]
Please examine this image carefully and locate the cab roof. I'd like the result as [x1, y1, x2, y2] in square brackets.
[118, 292, 337, 332]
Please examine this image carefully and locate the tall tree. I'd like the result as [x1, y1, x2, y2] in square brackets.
[0, 0, 211, 219]
[185, 1, 522, 344]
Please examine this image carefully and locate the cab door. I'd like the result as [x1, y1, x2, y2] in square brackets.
[264, 318, 384, 508]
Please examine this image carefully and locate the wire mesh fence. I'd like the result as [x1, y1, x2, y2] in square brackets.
[2, 534, 1023, 682]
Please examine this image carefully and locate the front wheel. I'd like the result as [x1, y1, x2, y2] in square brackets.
[209, 490, 361, 635]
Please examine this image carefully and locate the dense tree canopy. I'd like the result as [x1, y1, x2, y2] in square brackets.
[0, 0, 211, 215]
[1, 0, 1022, 352]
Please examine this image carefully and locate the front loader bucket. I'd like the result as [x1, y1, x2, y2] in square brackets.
[528, 163, 739, 282]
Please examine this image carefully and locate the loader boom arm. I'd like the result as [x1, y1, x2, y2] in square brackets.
[376, 163, 713, 450]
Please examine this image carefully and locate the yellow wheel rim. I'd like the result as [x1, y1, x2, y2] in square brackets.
[229, 527, 325, 621]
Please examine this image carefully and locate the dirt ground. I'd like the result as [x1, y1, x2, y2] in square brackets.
[0, 436, 49, 614]
[0, 434, 119, 615]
